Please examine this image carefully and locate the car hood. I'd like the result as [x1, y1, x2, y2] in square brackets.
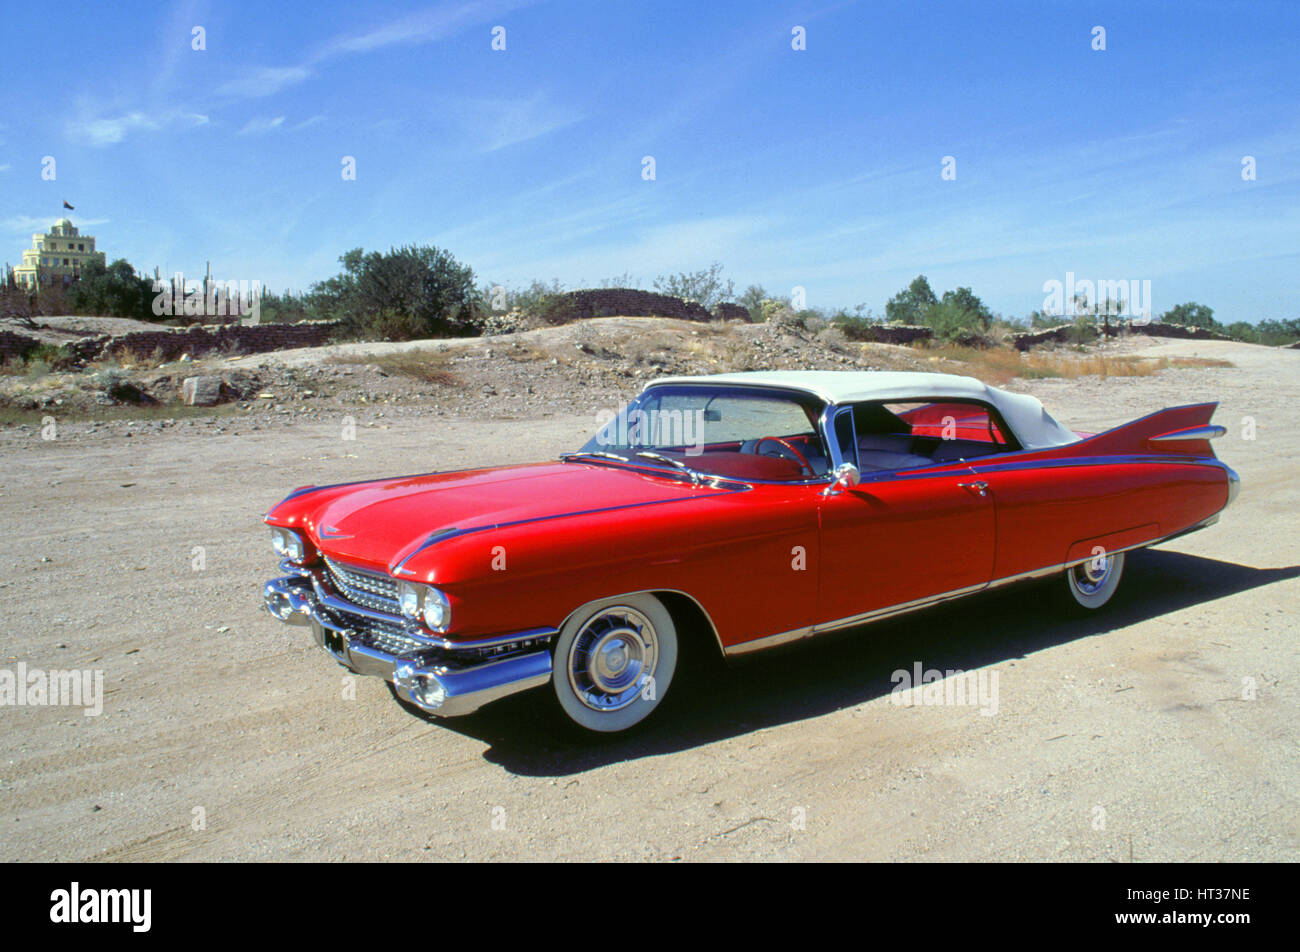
[284, 460, 721, 572]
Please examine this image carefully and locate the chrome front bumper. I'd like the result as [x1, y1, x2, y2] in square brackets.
[264, 573, 555, 717]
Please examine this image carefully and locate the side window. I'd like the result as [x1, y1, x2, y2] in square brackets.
[851, 400, 1018, 472]
[833, 406, 858, 470]
[896, 402, 1008, 445]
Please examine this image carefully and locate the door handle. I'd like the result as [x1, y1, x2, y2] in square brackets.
[958, 480, 989, 497]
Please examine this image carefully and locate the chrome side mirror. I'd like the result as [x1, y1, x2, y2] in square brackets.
[825, 462, 860, 495]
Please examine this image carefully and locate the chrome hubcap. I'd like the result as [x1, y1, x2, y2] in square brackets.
[568, 607, 658, 712]
[1074, 555, 1112, 595]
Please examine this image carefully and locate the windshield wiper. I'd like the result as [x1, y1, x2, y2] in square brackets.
[559, 451, 633, 464]
[635, 452, 702, 486]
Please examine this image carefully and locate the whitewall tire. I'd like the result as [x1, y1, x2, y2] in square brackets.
[1066, 551, 1126, 609]
[552, 593, 677, 733]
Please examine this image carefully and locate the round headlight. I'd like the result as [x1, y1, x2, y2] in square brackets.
[271, 528, 305, 562]
[399, 583, 422, 619]
[422, 588, 450, 631]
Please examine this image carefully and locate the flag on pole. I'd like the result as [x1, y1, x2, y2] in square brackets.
[63, 200, 74, 210]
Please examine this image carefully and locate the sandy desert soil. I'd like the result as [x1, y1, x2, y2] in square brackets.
[0, 335, 1295, 862]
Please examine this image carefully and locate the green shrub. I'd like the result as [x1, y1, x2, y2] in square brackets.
[22, 342, 78, 371]
[312, 245, 481, 341]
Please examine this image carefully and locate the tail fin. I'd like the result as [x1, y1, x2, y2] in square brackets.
[1081, 403, 1222, 458]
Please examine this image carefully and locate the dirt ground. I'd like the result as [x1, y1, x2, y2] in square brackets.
[1, 335, 1295, 862]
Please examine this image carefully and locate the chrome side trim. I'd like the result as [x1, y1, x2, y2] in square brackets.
[1149, 425, 1227, 443]
[420, 626, 560, 652]
[721, 518, 1224, 657]
[725, 582, 989, 656]
[389, 486, 750, 572]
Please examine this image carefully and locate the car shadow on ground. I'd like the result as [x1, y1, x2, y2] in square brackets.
[405, 549, 1298, 776]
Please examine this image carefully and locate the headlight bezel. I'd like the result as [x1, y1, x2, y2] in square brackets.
[398, 581, 451, 633]
[270, 527, 312, 564]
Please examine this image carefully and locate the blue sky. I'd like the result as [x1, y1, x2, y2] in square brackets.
[2, 0, 1296, 323]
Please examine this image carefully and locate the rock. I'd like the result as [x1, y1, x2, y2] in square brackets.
[181, 376, 223, 406]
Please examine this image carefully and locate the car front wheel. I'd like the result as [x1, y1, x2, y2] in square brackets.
[1066, 550, 1126, 609]
[552, 594, 677, 733]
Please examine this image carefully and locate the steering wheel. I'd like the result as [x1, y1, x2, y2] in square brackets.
[752, 436, 815, 477]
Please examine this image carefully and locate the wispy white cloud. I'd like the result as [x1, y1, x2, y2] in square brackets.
[66, 110, 208, 146]
[238, 116, 286, 136]
[212, 2, 538, 104]
[291, 115, 326, 131]
[218, 66, 312, 100]
[476, 93, 582, 152]
[315, 0, 533, 58]
[0, 164, 11, 173]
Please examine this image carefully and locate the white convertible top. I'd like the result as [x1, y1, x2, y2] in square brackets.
[647, 370, 1080, 450]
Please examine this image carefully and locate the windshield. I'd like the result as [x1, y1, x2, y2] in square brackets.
[573, 385, 831, 482]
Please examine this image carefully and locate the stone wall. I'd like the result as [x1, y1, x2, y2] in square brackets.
[542, 288, 713, 324]
[0, 330, 35, 362]
[841, 323, 934, 345]
[82, 321, 341, 362]
[1012, 325, 1095, 350]
[1, 321, 342, 364]
[1014, 321, 1231, 350]
[712, 302, 752, 323]
[1136, 321, 1233, 341]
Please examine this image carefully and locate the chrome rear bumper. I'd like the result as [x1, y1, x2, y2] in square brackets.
[264, 573, 554, 717]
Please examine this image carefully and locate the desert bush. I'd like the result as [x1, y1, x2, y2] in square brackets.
[1245, 318, 1300, 346]
[20, 342, 78, 372]
[886, 275, 938, 324]
[69, 259, 156, 321]
[738, 284, 769, 322]
[830, 305, 881, 340]
[1065, 314, 1100, 345]
[311, 245, 481, 341]
[653, 262, 734, 310]
[920, 299, 989, 345]
[479, 279, 565, 321]
[257, 290, 320, 324]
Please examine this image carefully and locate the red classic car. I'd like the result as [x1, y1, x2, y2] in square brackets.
[263, 370, 1238, 733]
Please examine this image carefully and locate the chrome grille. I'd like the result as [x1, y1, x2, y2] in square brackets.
[324, 557, 401, 614]
[355, 618, 428, 657]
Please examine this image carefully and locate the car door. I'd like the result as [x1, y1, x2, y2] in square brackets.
[815, 405, 997, 627]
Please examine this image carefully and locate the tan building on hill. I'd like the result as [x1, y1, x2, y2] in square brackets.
[12, 218, 107, 289]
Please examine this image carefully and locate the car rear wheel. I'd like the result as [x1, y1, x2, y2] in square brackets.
[552, 594, 677, 733]
[1066, 550, 1125, 609]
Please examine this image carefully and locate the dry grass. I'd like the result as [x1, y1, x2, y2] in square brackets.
[925, 345, 1233, 385]
[102, 344, 170, 370]
[1161, 356, 1235, 369]
[327, 349, 459, 386]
